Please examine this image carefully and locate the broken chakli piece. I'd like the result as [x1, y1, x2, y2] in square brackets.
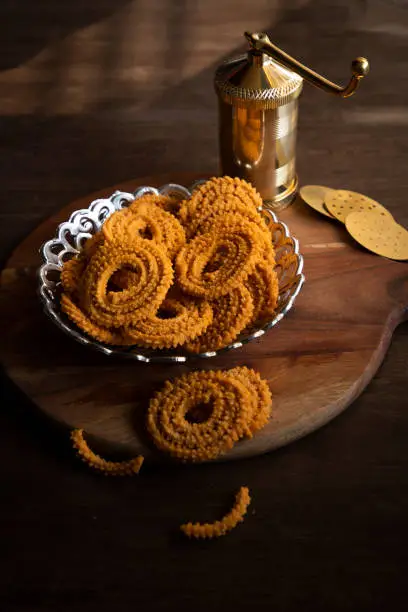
[180, 486, 251, 539]
[71, 429, 144, 476]
[59, 176, 279, 353]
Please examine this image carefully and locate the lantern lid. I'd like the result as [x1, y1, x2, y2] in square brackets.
[215, 50, 303, 110]
[215, 31, 370, 109]
[215, 31, 370, 110]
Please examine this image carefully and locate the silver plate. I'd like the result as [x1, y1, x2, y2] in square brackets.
[38, 182, 305, 363]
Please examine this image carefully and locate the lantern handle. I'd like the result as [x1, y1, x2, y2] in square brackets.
[244, 32, 369, 98]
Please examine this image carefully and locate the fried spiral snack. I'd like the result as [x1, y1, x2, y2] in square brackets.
[59, 175, 279, 352]
[244, 258, 279, 327]
[103, 198, 185, 260]
[128, 193, 172, 213]
[186, 196, 270, 240]
[79, 239, 173, 328]
[178, 176, 262, 226]
[185, 286, 253, 354]
[124, 297, 213, 349]
[180, 487, 251, 538]
[71, 429, 144, 476]
[60, 256, 86, 298]
[227, 366, 272, 434]
[147, 370, 254, 462]
[146, 367, 271, 462]
[175, 216, 264, 299]
[130, 192, 184, 217]
[102, 208, 134, 242]
[109, 267, 140, 291]
[61, 293, 127, 345]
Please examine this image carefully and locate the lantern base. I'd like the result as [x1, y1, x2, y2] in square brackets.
[263, 176, 298, 212]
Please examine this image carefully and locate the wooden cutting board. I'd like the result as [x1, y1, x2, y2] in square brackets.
[1, 173, 407, 462]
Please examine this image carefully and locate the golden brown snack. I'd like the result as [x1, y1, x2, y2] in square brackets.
[109, 268, 140, 291]
[146, 367, 271, 461]
[58, 175, 279, 350]
[101, 208, 134, 242]
[123, 297, 213, 349]
[178, 176, 263, 227]
[244, 258, 279, 327]
[175, 216, 263, 299]
[227, 366, 272, 434]
[146, 370, 255, 462]
[159, 197, 186, 216]
[60, 256, 86, 298]
[132, 193, 185, 217]
[71, 429, 144, 476]
[132, 198, 186, 258]
[61, 293, 126, 345]
[180, 487, 251, 538]
[187, 196, 270, 240]
[79, 238, 173, 329]
[103, 202, 186, 260]
[184, 286, 253, 353]
[128, 193, 172, 213]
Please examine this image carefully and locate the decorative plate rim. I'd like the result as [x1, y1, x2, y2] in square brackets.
[38, 182, 305, 363]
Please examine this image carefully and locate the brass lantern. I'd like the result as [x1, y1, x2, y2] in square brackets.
[214, 32, 369, 211]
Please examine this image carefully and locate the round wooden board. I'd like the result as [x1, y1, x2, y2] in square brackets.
[1, 173, 407, 462]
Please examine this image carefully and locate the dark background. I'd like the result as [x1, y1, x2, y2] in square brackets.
[1, 1, 408, 611]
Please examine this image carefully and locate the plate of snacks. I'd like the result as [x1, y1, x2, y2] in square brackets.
[38, 176, 304, 362]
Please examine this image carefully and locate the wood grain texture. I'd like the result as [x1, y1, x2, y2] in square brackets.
[1, 173, 407, 461]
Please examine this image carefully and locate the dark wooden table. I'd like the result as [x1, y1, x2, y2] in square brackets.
[1, 2, 407, 611]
